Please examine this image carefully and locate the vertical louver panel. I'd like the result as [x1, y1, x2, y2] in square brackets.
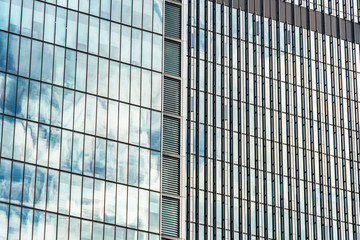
[165, 3, 181, 39]
[164, 77, 181, 115]
[162, 156, 180, 195]
[163, 116, 180, 154]
[162, 197, 180, 237]
[164, 40, 181, 76]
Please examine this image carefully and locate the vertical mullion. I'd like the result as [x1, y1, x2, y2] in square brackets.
[220, 1, 225, 239]
[212, 1, 217, 239]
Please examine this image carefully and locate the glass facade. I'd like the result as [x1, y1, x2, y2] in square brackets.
[0, 0, 165, 239]
[187, 0, 360, 239]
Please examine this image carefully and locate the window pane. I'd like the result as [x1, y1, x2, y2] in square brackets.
[35, 167, 47, 210]
[127, 187, 138, 228]
[0, 159, 11, 202]
[10, 162, 23, 205]
[117, 143, 128, 184]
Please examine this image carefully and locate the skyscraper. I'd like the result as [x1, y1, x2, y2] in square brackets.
[1, 0, 360, 240]
[186, 0, 360, 239]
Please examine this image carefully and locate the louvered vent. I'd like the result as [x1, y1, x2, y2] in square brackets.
[163, 116, 180, 154]
[164, 40, 181, 77]
[164, 77, 180, 115]
[162, 156, 180, 195]
[165, 3, 181, 39]
[161, 197, 179, 238]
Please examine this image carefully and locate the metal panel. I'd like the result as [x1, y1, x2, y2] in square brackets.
[164, 77, 181, 115]
[163, 116, 180, 154]
[162, 197, 180, 237]
[165, 3, 181, 39]
[162, 155, 180, 195]
[164, 40, 181, 76]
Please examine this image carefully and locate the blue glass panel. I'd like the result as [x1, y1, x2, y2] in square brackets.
[121, 26, 131, 63]
[23, 164, 35, 207]
[93, 180, 105, 221]
[41, 43, 54, 83]
[30, 40, 43, 80]
[82, 177, 93, 219]
[127, 229, 137, 240]
[127, 187, 138, 228]
[122, 0, 131, 25]
[0, 0, 10, 30]
[1, 116, 14, 158]
[46, 169, 59, 212]
[101, 0, 110, 18]
[37, 124, 50, 166]
[79, 0, 89, 13]
[84, 135, 95, 176]
[76, 53, 87, 91]
[104, 225, 115, 240]
[149, 192, 160, 233]
[21, 208, 33, 240]
[72, 132, 84, 174]
[153, 0, 163, 34]
[90, 0, 99, 16]
[35, 167, 47, 210]
[9, 0, 21, 33]
[138, 190, 149, 230]
[151, 111, 161, 151]
[62, 89, 74, 129]
[117, 143, 128, 184]
[0, 32, 8, 71]
[44, 4, 55, 43]
[130, 66, 141, 105]
[105, 182, 116, 224]
[61, 130, 73, 171]
[66, 10, 78, 49]
[89, 17, 99, 54]
[150, 151, 160, 191]
[10, 161, 23, 205]
[118, 103, 129, 143]
[10, 125, 25, 164]
[87, 55, 98, 94]
[39, 83, 52, 124]
[45, 213, 57, 240]
[51, 86, 63, 127]
[140, 108, 151, 148]
[129, 106, 140, 145]
[65, 49, 76, 89]
[128, 146, 139, 187]
[78, 13, 88, 52]
[142, 32, 152, 69]
[110, 23, 120, 60]
[0, 73, 4, 113]
[69, 218, 80, 240]
[141, 70, 151, 108]
[81, 220, 92, 240]
[116, 227, 126, 239]
[55, 7, 66, 46]
[132, 0, 142, 28]
[70, 175, 82, 217]
[100, 20, 110, 57]
[106, 141, 117, 181]
[25, 122, 38, 163]
[33, 1, 44, 40]
[107, 100, 118, 140]
[111, 0, 121, 22]
[57, 0, 67, 7]
[8, 205, 21, 239]
[59, 172, 70, 214]
[93, 222, 104, 239]
[120, 64, 130, 102]
[53, 46, 65, 86]
[0, 159, 11, 202]
[4, 75, 17, 115]
[7, 34, 19, 74]
[15, 77, 28, 118]
[139, 149, 150, 189]
[143, 0, 153, 31]
[49, 127, 61, 169]
[152, 35, 162, 72]
[68, 0, 78, 10]
[57, 216, 69, 239]
[18, 37, 31, 77]
[98, 58, 109, 97]
[28, 80, 40, 121]
[74, 92, 85, 132]
[95, 138, 106, 179]
[0, 203, 9, 239]
[33, 210, 45, 240]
